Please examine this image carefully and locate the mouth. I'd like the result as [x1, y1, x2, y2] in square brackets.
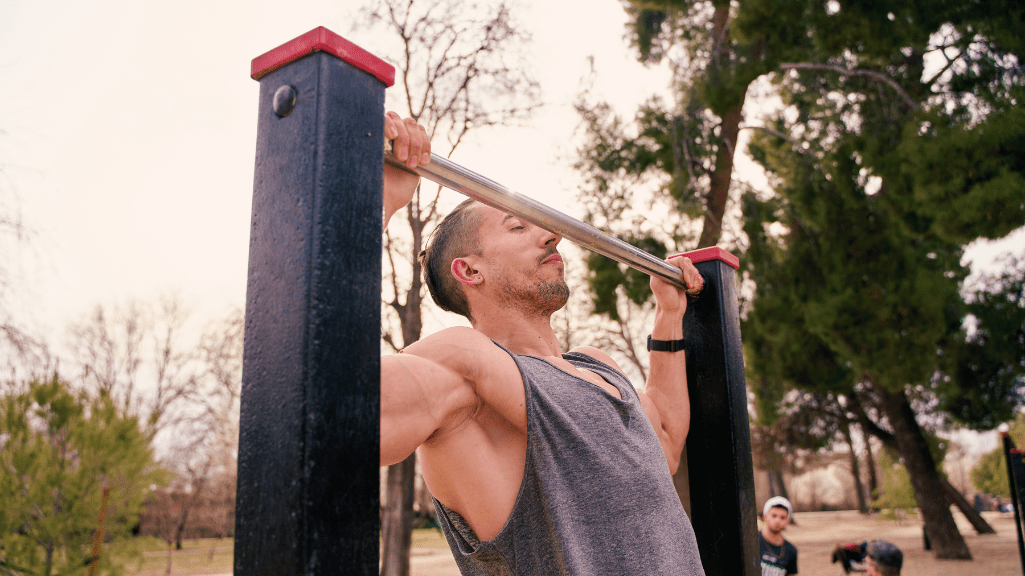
[541, 253, 564, 266]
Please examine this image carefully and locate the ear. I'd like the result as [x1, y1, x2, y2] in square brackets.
[451, 257, 483, 286]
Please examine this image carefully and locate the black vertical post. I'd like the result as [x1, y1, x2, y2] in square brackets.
[235, 28, 394, 576]
[678, 247, 760, 576]
[1003, 433, 1025, 576]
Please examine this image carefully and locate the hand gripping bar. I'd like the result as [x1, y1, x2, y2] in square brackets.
[385, 147, 690, 291]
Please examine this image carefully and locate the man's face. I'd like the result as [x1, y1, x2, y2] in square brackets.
[865, 558, 880, 576]
[763, 506, 790, 534]
[472, 206, 568, 315]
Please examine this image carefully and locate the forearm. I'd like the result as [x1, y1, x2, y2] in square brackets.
[645, 306, 691, 457]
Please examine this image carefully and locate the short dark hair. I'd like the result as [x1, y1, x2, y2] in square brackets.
[866, 541, 902, 576]
[419, 198, 483, 321]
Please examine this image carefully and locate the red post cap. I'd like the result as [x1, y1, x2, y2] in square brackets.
[670, 247, 740, 270]
[252, 26, 395, 86]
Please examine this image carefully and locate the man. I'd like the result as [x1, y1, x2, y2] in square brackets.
[865, 541, 902, 576]
[759, 496, 798, 576]
[379, 112, 707, 575]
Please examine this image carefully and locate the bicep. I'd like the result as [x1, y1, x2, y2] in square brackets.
[380, 353, 477, 466]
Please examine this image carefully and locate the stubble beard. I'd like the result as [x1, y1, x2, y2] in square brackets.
[492, 252, 570, 318]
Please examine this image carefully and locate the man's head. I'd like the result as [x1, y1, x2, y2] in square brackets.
[420, 200, 567, 323]
[761, 496, 793, 534]
[865, 540, 902, 576]
[420, 198, 484, 321]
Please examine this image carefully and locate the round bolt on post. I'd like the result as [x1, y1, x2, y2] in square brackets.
[273, 85, 297, 117]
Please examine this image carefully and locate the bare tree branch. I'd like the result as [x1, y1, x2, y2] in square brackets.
[778, 62, 920, 111]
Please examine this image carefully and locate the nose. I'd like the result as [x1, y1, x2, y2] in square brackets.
[541, 227, 562, 247]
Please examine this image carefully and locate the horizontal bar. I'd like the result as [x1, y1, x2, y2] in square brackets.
[385, 149, 687, 290]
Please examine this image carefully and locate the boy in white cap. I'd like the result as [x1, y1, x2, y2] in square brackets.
[759, 496, 798, 576]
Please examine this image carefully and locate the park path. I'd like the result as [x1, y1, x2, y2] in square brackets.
[161, 509, 1021, 575]
[410, 509, 1023, 576]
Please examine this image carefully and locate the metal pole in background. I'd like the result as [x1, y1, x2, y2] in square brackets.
[236, 27, 392, 576]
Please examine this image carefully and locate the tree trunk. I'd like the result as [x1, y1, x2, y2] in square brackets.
[863, 425, 879, 500]
[44, 543, 54, 576]
[879, 388, 972, 559]
[769, 468, 789, 501]
[941, 476, 996, 534]
[841, 419, 869, 513]
[381, 454, 416, 576]
[698, 105, 744, 248]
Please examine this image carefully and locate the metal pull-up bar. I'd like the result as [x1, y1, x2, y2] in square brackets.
[385, 148, 689, 290]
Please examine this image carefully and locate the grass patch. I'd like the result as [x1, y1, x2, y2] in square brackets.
[411, 528, 449, 550]
[120, 538, 234, 575]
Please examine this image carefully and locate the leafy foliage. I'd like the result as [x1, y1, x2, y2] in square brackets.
[870, 451, 918, 512]
[0, 376, 166, 576]
[942, 259, 1025, 428]
[970, 449, 1009, 498]
[969, 414, 1025, 498]
[578, 0, 1022, 558]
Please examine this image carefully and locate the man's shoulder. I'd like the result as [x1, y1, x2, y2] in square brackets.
[402, 327, 516, 382]
[567, 345, 624, 372]
[407, 326, 495, 354]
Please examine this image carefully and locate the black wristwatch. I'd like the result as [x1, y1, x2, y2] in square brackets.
[647, 335, 686, 352]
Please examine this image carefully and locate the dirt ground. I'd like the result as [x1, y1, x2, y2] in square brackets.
[409, 509, 1024, 575]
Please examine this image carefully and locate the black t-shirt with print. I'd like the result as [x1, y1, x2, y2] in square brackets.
[759, 532, 798, 576]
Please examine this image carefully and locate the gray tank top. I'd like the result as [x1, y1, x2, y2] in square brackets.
[433, 345, 706, 575]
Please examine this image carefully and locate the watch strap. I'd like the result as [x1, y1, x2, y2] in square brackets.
[647, 334, 686, 352]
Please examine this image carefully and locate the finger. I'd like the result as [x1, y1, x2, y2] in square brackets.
[402, 118, 423, 168]
[418, 124, 431, 166]
[387, 112, 411, 161]
[384, 112, 400, 140]
[669, 256, 703, 295]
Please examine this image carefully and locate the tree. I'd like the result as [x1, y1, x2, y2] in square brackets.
[577, 0, 1024, 560]
[354, 1, 540, 573]
[66, 295, 206, 442]
[65, 299, 243, 564]
[0, 148, 50, 384]
[870, 451, 918, 520]
[970, 414, 1025, 498]
[971, 449, 1009, 498]
[0, 376, 165, 576]
[140, 307, 242, 564]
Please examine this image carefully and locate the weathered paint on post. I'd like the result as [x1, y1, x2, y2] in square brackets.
[236, 28, 394, 576]
[675, 247, 760, 576]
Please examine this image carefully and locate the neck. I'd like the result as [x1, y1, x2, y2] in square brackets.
[471, 308, 561, 357]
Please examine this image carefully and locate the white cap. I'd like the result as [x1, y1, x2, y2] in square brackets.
[762, 496, 793, 517]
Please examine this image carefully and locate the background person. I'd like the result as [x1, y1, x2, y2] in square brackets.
[759, 496, 798, 576]
[865, 540, 902, 576]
